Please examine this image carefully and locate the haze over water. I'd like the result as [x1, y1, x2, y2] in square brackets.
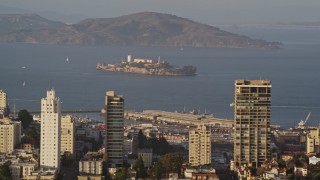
[0, 27, 320, 129]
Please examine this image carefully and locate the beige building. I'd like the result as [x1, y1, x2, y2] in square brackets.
[79, 152, 103, 175]
[10, 163, 36, 180]
[306, 128, 320, 154]
[189, 125, 211, 166]
[24, 170, 57, 180]
[104, 91, 124, 167]
[61, 114, 75, 156]
[234, 80, 271, 168]
[78, 175, 105, 180]
[0, 118, 21, 154]
[138, 148, 153, 167]
[40, 89, 61, 170]
[0, 90, 8, 117]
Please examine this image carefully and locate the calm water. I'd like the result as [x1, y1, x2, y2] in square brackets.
[0, 27, 320, 128]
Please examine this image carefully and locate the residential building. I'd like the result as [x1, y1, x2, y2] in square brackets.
[0, 90, 8, 117]
[61, 114, 75, 157]
[234, 80, 271, 168]
[10, 163, 36, 180]
[78, 175, 105, 180]
[137, 148, 153, 167]
[104, 91, 124, 167]
[40, 88, 61, 170]
[0, 118, 21, 153]
[79, 152, 103, 175]
[306, 128, 320, 154]
[189, 125, 211, 166]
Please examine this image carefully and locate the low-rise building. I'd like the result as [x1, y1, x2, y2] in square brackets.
[78, 175, 105, 180]
[309, 156, 320, 165]
[79, 152, 103, 175]
[10, 163, 36, 180]
[137, 148, 153, 167]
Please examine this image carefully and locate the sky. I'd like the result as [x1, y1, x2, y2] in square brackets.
[1, 0, 320, 24]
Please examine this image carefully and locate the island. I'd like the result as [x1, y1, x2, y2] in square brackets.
[97, 55, 197, 76]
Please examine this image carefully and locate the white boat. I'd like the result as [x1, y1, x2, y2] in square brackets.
[22, 81, 26, 87]
[21, 66, 26, 69]
[66, 57, 69, 62]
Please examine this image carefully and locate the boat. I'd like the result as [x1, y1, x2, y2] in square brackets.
[21, 66, 26, 69]
[97, 55, 196, 76]
[22, 81, 26, 87]
[66, 57, 69, 62]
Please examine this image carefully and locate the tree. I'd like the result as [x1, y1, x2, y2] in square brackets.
[114, 168, 127, 180]
[149, 162, 163, 180]
[138, 130, 147, 148]
[0, 161, 12, 180]
[18, 109, 33, 129]
[158, 153, 182, 177]
[134, 156, 147, 179]
[102, 161, 112, 180]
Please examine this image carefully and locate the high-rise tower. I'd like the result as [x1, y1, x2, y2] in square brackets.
[189, 125, 211, 166]
[104, 91, 124, 167]
[40, 89, 61, 170]
[234, 80, 271, 168]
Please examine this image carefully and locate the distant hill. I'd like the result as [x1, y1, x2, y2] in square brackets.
[0, 12, 280, 49]
[0, 14, 65, 33]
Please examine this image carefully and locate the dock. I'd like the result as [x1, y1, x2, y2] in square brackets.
[125, 110, 233, 128]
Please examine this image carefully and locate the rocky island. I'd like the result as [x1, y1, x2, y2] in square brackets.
[97, 55, 196, 76]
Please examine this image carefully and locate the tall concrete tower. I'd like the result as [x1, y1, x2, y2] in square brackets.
[104, 91, 124, 167]
[40, 88, 61, 170]
[234, 80, 271, 168]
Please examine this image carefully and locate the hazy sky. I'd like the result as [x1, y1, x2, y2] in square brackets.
[1, 0, 320, 24]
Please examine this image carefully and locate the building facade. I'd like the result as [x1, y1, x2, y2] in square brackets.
[189, 125, 211, 166]
[306, 128, 320, 154]
[0, 90, 8, 117]
[40, 89, 61, 170]
[10, 163, 36, 180]
[104, 91, 124, 167]
[0, 118, 21, 153]
[61, 114, 75, 156]
[234, 80, 271, 168]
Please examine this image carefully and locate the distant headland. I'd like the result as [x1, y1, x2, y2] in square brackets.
[0, 12, 280, 49]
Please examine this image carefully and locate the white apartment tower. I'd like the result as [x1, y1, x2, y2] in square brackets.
[40, 88, 61, 170]
[104, 91, 124, 167]
[189, 125, 211, 166]
[61, 115, 75, 156]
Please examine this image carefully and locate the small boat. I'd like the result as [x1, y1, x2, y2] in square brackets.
[22, 81, 26, 87]
[21, 66, 26, 69]
[66, 57, 69, 62]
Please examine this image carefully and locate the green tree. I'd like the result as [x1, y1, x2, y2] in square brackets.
[138, 130, 147, 148]
[114, 168, 127, 180]
[159, 153, 182, 177]
[102, 161, 112, 180]
[134, 156, 147, 179]
[148, 162, 163, 180]
[18, 109, 33, 129]
[0, 161, 12, 180]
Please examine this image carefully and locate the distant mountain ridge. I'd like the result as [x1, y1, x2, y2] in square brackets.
[0, 14, 65, 33]
[0, 12, 280, 49]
